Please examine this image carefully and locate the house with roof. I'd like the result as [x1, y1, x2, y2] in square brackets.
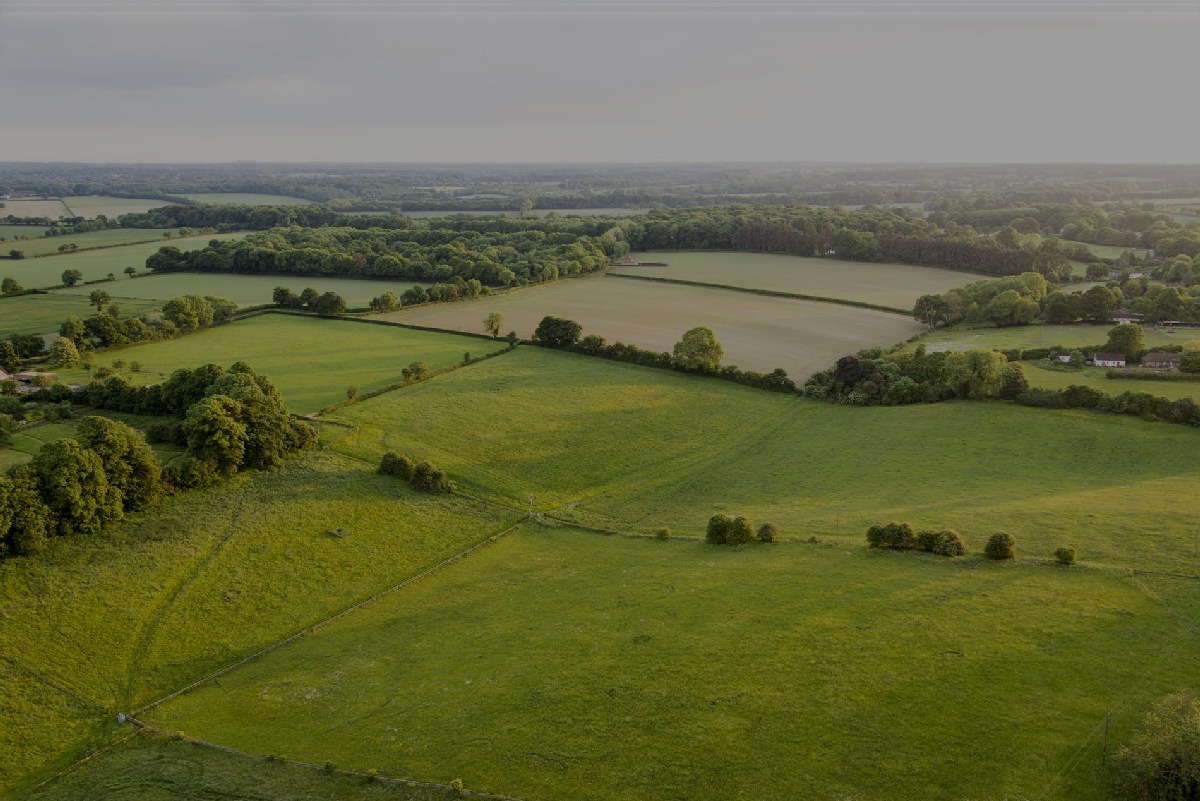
[1141, 352, 1182, 369]
[614, 254, 639, 266]
[1093, 353, 1127, 368]
[12, 371, 58, 392]
[1112, 310, 1144, 325]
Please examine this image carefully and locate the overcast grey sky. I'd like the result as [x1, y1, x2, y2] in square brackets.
[1, 0, 1198, 163]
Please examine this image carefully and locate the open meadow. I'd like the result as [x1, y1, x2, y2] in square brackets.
[0, 450, 520, 793]
[0, 232, 244, 289]
[1021, 362, 1200, 401]
[383, 274, 922, 380]
[0, 223, 49, 240]
[53, 314, 502, 414]
[144, 524, 1200, 801]
[55, 272, 428, 308]
[0, 293, 159, 337]
[916, 324, 1179, 353]
[0, 228, 189, 259]
[60, 196, 177, 218]
[613, 250, 982, 308]
[1, 198, 72, 219]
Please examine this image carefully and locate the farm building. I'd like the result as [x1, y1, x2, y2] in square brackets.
[1160, 321, 1200, 329]
[1141, 352, 1182, 368]
[1093, 353, 1127, 368]
[612, 255, 669, 267]
[12, 371, 58, 392]
[1112, 310, 1144, 324]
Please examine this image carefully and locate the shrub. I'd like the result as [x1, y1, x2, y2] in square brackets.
[1112, 692, 1200, 801]
[378, 451, 415, 480]
[706, 513, 732, 545]
[655, 527, 672, 540]
[1054, 546, 1076, 566]
[757, 522, 779, 543]
[916, 528, 966, 557]
[410, 461, 452, 494]
[866, 522, 916, 550]
[727, 516, 754, 545]
[984, 532, 1016, 560]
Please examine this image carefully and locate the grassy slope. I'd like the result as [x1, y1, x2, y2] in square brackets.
[330, 346, 1200, 572]
[0, 293, 160, 337]
[384, 274, 922, 380]
[55, 272, 427, 308]
[0, 229, 191, 259]
[917, 324, 1179, 352]
[54, 315, 503, 414]
[145, 525, 1200, 801]
[0, 232, 244, 289]
[0, 450, 520, 793]
[618, 250, 983, 308]
[60, 197, 178, 219]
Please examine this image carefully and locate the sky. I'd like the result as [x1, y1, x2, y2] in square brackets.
[1, 0, 1198, 163]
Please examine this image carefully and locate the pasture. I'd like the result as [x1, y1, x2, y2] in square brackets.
[1084, 243, 1150, 260]
[1021, 362, 1200, 401]
[53, 314, 503, 414]
[0, 293, 159, 337]
[329, 346, 1200, 572]
[0, 228, 186, 259]
[0, 450, 520, 793]
[0, 198, 72, 219]
[177, 193, 313, 205]
[0, 232, 244, 289]
[917, 323, 1178, 353]
[0, 223, 49, 241]
[0, 413, 189, 471]
[383, 274, 922, 380]
[145, 524, 1200, 801]
[612, 250, 982, 308]
[55, 272, 428, 308]
[60, 196, 177, 219]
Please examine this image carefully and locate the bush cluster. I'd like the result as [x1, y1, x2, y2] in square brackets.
[378, 452, 454, 494]
[706, 514, 778, 545]
[867, 523, 966, 556]
[984, 532, 1017, 560]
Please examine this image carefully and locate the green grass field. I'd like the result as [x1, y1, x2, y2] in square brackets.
[0, 293, 160, 337]
[1022, 362, 1200, 400]
[0, 413, 189, 471]
[614, 250, 983, 308]
[1, 199, 72, 219]
[916, 324, 1179, 353]
[0, 450, 520, 794]
[402, 208, 645, 218]
[384, 274, 922, 380]
[0, 228, 188, 259]
[0, 232, 244, 289]
[55, 272, 427, 308]
[60, 196, 178, 219]
[145, 525, 1200, 801]
[0, 223, 49, 240]
[1083, 243, 1150, 260]
[53, 314, 503, 414]
[177, 193, 313, 206]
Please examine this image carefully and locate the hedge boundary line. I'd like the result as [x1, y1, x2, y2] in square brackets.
[605, 271, 912, 315]
[132, 517, 528, 717]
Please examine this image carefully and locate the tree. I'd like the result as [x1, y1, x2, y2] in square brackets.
[75, 416, 161, 512]
[483, 312, 504, 339]
[916, 529, 966, 556]
[1081, 285, 1120, 322]
[1085, 262, 1108, 281]
[88, 289, 112, 311]
[378, 451, 415, 480]
[0, 467, 52, 557]
[672, 326, 724, 372]
[866, 522, 917, 550]
[533, 316, 582, 348]
[162, 294, 215, 331]
[0, 412, 14, 446]
[313, 292, 346, 317]
[1179, 351, 1200, 374]
[183, 395, 248, 476]
[1112, 692, 1200, 801]
[520, 198, 534, 217]
[273, 286, 299, 308]
[31, 439, 123, 537]
[9, 250, 25, 260]
[298, 287, 321, 309]
[57, 316, 87, 347]
[706, 513, 733, 544]
[370, 291, 398, 311]
[1, 277, 22, 295]
[1105, 323, 1146, 359]
[913, 294, 950, 330]
[124, 266, 137, 278]
[410, 461, 452, 493]
[60, 268, 83, 287]
[0, 340, 18, 373]
[402, 361, 428, 381]
[48, 336, 81, 367]
[757, 523, 779, 543]
[1054, 547, 1076, 565]
[984, 532, 1016, 560]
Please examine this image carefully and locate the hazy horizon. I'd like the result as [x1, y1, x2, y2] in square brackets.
[2, 0, 1198, 163]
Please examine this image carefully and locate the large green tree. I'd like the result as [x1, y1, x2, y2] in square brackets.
[1112, 692, 1200, 801]
[672, 326, 724, 372]
[75, 416, 162, 512]
[0, 467, 52, 557]
[60, 268, 83, 287]
[1105, 323, 1146, 358]
[183, 394, 248, 476]
[31, 439, 123, 537]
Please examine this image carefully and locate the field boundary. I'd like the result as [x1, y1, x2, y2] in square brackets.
[132, 516, 528, 717]
[605, 271, 912, 315]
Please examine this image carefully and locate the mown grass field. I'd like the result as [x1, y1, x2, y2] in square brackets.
[1084, 243, 1150, 260]
[146, 524, 1200, 801]
[53, 314, 502, 414]
[1022, 361, 1200, 400]
[55, 272, 427, 308]
[330, 346, 1200, 572]
[0, 223, 49, 240]
[177, 193, 313, 205]
[614, 250, 982, 308]
[0, 450, 520, 794]
[1, 198, 72, 219]
[385, 274, 922, 380]
[0, 293, 160, 337]
[0, 232, 244, 289]
[0, 228, 186, 259]
[917, 323, 1179, 352]
[60, 196, 177, 218]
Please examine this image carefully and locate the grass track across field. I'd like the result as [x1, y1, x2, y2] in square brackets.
[143, 525, 1200, 801]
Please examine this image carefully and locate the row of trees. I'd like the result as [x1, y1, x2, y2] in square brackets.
[377, 452, 454, 494]
[271, 286, 347, 316]
[706, 514, 779, 545]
